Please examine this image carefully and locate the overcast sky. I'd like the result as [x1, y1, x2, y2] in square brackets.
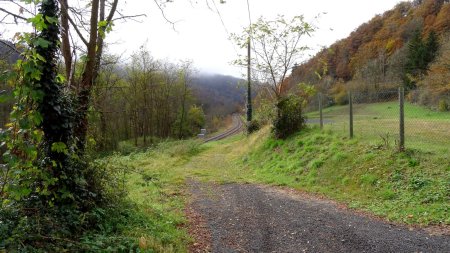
[2, 0, 405, 77]
[107, 0, 405, 77]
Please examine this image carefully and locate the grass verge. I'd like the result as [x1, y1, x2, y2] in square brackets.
[90, 140, 206, 252]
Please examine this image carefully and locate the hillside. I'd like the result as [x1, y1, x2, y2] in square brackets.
[192, 74, 245, 117]
[287, 0, 450, 109]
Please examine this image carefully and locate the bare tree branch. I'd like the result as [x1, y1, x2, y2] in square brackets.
[0, 7, 27, 23]
[106, 0, 118, 23]
[153, 0, 177, 31]
[112, 14, 146, 22]
[57, 0, 89, 46]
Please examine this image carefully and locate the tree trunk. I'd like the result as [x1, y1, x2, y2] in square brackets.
[74, 0, 99, 151]
[179, 81, 188, 139]
[60, 0, 72, 86]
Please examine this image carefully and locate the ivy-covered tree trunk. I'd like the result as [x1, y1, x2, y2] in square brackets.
[37, 0, 71, 159]
[33, 0, 78, 205]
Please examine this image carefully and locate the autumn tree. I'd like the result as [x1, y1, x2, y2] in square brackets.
[232, 15, 314, 138]
[233, 15, 314, 99]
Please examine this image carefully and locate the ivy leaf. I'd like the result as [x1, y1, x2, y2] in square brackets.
[30, 111, 43, 125]
[60, 190, 74, 200]
[56, 74, 66, 84]
[30, 68, 42, 81]
[0, 92, 12, 103]
[33, 38, 51, 49]
[45, 16, 58, 24]
[27, 14, 47, 31]
[51, 142, 68, 154]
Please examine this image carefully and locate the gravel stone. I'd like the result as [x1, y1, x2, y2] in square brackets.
[188, 181, 450, 253]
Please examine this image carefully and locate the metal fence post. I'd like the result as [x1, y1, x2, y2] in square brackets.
[349, 91, 353, 138]
[399, 87, 405, 151]
[319, 93, 323, 129]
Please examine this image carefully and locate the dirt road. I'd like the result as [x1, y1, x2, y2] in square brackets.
[188, 181, 450, 253]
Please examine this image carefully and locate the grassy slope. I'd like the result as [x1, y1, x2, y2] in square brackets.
[306, 102, 450, 153]
[102, 115, 449, 251]
[244, 127, 449, 225]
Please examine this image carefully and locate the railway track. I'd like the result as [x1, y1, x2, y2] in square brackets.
[204, 114, 243, 142]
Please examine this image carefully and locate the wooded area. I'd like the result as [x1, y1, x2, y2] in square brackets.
[0, 0, 242, 249]
[284, 0, 450, 111]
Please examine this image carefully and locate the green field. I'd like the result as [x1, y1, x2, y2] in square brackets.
[306, 102, 450, 153]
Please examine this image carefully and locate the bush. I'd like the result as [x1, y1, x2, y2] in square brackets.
[247, 119, 261, 134]
[272, 95, 306, 139]
[334, 90, 348, 105]
[438, 99, 449, 112]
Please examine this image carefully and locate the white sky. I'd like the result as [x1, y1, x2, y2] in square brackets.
[1, 0, 405, 77]
[106, 0, 404, 77]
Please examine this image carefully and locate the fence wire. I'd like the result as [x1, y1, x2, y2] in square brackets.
[305, 89, 450, 153]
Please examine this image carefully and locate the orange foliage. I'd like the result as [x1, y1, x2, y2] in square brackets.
[289, 0, 450, 100]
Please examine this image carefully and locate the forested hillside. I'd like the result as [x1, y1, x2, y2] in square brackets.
[0, 44, 244, 152]
[191, 74, 244, 119]
[287, 0, 450, 110]
[90, 65, 244, 151]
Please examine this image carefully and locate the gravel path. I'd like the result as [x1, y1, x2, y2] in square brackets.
[188, 181, 450, 253]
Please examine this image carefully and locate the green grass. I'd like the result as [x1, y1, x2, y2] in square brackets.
[94, 135, 257, 251]
[94, 140, 207, 252]
[306, 101, 450, 154]
[98, 122, 449, 251]
[243, 126, 450, 225]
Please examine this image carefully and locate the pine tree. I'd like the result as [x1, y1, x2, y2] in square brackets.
[405, 29, 427, 75]
[403, 29, 440, 88]
[425, 30, 439, 64]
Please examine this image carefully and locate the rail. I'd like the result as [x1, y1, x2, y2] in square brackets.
[204, 114, 243, 142]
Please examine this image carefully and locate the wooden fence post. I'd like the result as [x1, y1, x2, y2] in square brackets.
[399, 87, 405, 151]
[319, 93, 323, 129]
[349, 91, 353, 138]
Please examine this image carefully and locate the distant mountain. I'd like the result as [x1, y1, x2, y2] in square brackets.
[192, 74, 246, 117]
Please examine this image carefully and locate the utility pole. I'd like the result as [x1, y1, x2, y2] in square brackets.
[247, 38, 252, 122]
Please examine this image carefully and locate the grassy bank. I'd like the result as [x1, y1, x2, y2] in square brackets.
[243, 127, 449, 225]
[90, 140, 206, 252]
[97, 121, 448, 250]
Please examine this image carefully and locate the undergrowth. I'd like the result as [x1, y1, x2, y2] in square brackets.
[0, 140, 202, 252]
[83, 140, 204, 252]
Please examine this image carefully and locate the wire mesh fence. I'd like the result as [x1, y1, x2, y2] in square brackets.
[305, 88, 450, 153]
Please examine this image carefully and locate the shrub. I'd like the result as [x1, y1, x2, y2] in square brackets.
[331, 82, 348, 105]
[438, 99, 449, 112]
[272, 95, 306, 139]
[334, 90, 348, 105]
[247, 119, 261, 134]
